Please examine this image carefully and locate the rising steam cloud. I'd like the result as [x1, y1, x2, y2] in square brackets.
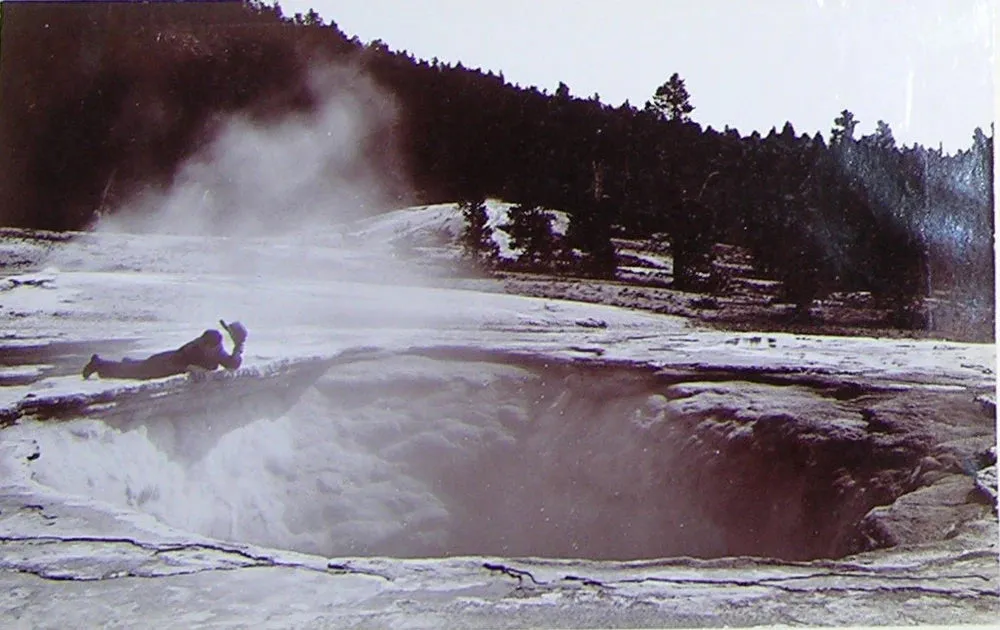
[36, 61, 438, 340]
[96, 65, 407, 238]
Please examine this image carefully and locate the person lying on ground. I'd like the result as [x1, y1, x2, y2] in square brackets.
[82, 320, 247, 380]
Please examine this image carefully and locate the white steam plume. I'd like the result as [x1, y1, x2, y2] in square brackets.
[96, 64, 406, 239]
[60, 62, 437, 333]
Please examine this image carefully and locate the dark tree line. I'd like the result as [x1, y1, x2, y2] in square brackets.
[0, 0, 366, 230]
[0, 1, 992, 338]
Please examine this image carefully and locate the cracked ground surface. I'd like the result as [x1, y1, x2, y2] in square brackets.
[0, 489, 996, 628]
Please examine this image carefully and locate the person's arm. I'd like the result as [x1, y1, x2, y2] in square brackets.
[218, 342, 243, 370]
[218, 321, 247, 370]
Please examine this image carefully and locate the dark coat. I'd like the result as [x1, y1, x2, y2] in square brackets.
[88, 330, 242, 380]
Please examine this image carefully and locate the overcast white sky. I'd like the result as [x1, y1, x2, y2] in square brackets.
[277, 0, 995, 152]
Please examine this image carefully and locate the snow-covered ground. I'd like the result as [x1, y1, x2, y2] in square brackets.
[348, 199, 571, 262]
[0, 207, 996, 627]
[3, 214, 991, 396]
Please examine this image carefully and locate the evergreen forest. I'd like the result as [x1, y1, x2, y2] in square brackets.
[0, 0, 993, 338]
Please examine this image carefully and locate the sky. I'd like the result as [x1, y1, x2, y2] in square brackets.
[276, 0, 996, 152]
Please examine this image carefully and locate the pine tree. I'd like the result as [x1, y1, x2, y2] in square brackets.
[500, 203, 557, 270]
[565, 205, 617, 278]
[459, 198, 499, 267]
[646, 73, 694, 122]
[670, 196, 715, 291]
[873, 120, 895, 150]
[830, 109, 859, 145]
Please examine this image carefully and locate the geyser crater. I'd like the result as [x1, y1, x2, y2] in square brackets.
[23, 350, 929, 562]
